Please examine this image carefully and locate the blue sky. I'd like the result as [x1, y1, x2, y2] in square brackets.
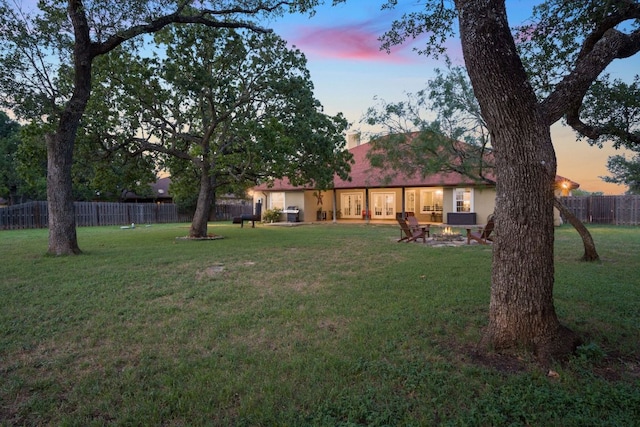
[268, 1, 638, 194]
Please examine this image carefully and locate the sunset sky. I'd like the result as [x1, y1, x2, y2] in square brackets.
[269, 1, 637, 194]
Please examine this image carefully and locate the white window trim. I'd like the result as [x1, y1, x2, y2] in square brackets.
[340, 192, 364, 218]
[406, 190, 416, 214]
[371, 192, 396, 219]
[420, 189, 443, 213]
[454, 188, 474, 212]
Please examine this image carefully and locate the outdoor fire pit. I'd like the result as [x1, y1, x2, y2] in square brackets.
[432, 226, 464, 242]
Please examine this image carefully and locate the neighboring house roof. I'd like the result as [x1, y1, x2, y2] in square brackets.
[151, 177, 172, 198]
[122, 176, 173, 201]
[254, 141, 579, 192]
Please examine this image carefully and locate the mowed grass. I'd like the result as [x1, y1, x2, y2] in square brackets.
[1, 223, 638, 426]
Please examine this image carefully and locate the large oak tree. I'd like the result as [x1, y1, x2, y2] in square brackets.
[354, 0, 640, 361]
[102, 26, 351, 238]
[0, 0, 319, 255]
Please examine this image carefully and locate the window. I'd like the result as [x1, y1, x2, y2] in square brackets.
[341, 193, 363, 218]
[270, 192, 285, 210]
[371, 193, 395, 219]
[420, 189, 443, 212]
[454, 188, 473, 212]
[406, 190, 416, 214]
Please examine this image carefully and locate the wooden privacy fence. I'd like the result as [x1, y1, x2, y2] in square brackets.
[214, 203, 253, 221]
[0, 201, 254, 230]
[559, 195, 640, 225]
[0, 201, 186, 230]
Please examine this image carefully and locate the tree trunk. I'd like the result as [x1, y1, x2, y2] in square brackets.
[189, 170, 215, 238]
[554, 197, 599, 262]
[45, 0, 95, 255]
[46, 78, 91, 255]
[46, 132, 81, 255]
[457, 0, 581, 362]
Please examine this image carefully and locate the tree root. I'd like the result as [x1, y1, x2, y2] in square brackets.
[532, 325, 583, 367]
[482, 324, 583, 368]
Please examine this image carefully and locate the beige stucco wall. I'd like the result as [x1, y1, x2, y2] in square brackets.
[303, 190, 335, 222]
[253, 186, 566, 226]
[308, 190, 336, 221]
[252, 189, 339, 222]
[251, 190, 306, 221]
[472, 187, 497, 224]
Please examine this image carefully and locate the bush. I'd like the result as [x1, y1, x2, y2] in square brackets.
[262, 208, 282, 223]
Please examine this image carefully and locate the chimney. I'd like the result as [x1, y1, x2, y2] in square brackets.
[346, 132, 361, 149]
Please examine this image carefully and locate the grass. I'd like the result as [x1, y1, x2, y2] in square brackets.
[1, 223, 639, 426]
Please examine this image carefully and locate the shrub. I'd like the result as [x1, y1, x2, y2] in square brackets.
[262, 208, 282, 223]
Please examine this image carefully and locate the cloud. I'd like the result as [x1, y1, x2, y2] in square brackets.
[288, 20, 420, 64]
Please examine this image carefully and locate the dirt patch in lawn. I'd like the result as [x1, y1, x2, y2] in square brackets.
[176, 234, 224, 241]
[446, 340, 640, 382]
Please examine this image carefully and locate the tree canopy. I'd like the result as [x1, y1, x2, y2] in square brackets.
[0, 0, 325, 254]
[603, 153, 640, 193]
[91, 25, 351, 237]
[0, 112, 21, 202]
[363, 62, 493, 184]
[367, 0, 640, 145]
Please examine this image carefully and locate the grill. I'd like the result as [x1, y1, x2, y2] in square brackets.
[282, 206, 300, 222]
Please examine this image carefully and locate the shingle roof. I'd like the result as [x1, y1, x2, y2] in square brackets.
[253, 141, 579, 191]
[254, 141, 495, 191]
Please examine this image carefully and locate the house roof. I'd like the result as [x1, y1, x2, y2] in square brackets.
[253, 141, 579, 191]
[337, 142, 495, 188]
[255, 141, 496, 191]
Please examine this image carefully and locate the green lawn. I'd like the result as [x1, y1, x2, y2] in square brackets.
[1, 223, 638, 426]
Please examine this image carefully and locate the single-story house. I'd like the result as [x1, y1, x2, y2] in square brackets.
[251, 136, 579, 226]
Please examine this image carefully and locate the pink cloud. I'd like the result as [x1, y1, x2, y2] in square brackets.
[288, 21, 420, 64]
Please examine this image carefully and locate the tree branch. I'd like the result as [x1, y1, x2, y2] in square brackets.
[131, 136, 195, 163]
[554, 197, 599, 262]
[565, 105, 640, 146]
[541, 27, 640, 125]
[201, 1, 296, 17]
[578, 1, 640, 61]
[93, 2, 299, 57]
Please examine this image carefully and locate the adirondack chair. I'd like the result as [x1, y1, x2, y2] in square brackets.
[397, 218, 427, 243]
[407, 215, 430, 238]
[466, 215, 495, 245]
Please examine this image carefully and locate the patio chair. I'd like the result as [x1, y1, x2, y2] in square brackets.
[407, 215, 430, 238]
[397, 218, 427, 243]
[466, 215, 495, 245]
